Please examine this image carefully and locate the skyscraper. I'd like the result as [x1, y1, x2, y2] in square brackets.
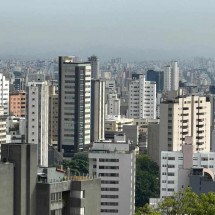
[146, 70, 164, 93]
[58, 56, 91, 156]
[91, 79, 105, 142]
[106, 92, 121, 116]
[171, 61, 179, 91]
[0, 73, 9, 115]
[88, 55, 99, 79]
[159, 95, 211, 160]
[1, 143, 37, 215]
[163, 61, 179, 92]
[128, 75, 156, 119]
[26, 80, 49, 167]
[48, 85, 58, 147]
[89, 134, 137, 215]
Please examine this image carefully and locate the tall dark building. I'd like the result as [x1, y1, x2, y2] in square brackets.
[1, 143, 37, 215]
[88, 55, 99, 79]
[58, 56, 91, 156]
[146, 70, 164, 92]
[90, 79, 105, 142]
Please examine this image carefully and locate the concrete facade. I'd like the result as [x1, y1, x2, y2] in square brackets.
[160, 146, 215, 198]
[1, 143, 37, 215]
[0, 73, 10, 115]
[37, 168, 101, 215]
[148, 123, 160, 164]
[89, 135, 137, 215]
[91, 79, 105, 142]
[0, 162, 14, 215]
[9, 90, 26, 117]
[88, 55, 100, 79]
[26, 81, 49, 167]
[49, 86, 58, 146]
[159, 95, 211, 162]
[128, 75, 156, 119]
[58, 57, 91, 156]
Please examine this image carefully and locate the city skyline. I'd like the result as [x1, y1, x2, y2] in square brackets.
[1, 0, 215, 60]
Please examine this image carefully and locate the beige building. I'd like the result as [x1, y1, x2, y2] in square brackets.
[49, 86, 58, 147]
[9, 90, 26, 117]
[159, 95, 211, 161]
[105, 115, 134, 132]
[105, 115, 134, 131]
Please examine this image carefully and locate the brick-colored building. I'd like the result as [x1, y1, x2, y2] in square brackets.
[9, 91, 26, 117]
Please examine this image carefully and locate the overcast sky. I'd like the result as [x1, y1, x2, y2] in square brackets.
[1, 0, 215, 60]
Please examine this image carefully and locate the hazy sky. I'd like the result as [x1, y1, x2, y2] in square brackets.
[1, 0, 215, 60]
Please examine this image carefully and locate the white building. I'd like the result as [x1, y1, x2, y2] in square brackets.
[128, 75, 156, 119]
[0, 107, 7, 156]
[106, 92, 120, 116]
[89, 134, 137, 215]
[171, 61, 179, 91]
[0, 73, 9, 115]
[26, 80, 49, 167]
[161, 144, 215, 198]
[159, 95, 211, 160]
[58, 57, 91, 156]
[163, 61, 179, 92]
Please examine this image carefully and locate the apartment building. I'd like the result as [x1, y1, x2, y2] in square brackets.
[160, 144, 215, 198]
[0, 73, 9, 115]
[89, 134, 137, 215]
[106, 92, 120, 116]
[9, 90, 26, 117]
[26, 80, 49, 167]
[58, 56, 91, 156]
[159, 95, 211, 161]
[105, 115, 134, 132]
[163, 61, 179, 92]
[128, 75, 156, 119]
[48, 86, 58, 146]
[91, 79, 105, 142]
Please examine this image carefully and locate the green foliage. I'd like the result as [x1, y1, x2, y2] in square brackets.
[136, 154, 160, 207]
[62, 152, 89, 175]
[135, 188, 215, 215]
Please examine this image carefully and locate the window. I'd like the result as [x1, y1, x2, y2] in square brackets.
[168, 172, 174, 176]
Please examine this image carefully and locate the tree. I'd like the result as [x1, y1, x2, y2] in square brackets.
[135, 154, 160, 207]
[61, 152, 89, 175]
[136, 188, 215, 215]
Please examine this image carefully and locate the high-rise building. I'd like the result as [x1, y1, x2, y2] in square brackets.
[9, 90, 26, 117]
[159, 95, 211, 161]
[163, 61, 179, 92]
[171, 61, 179, 91]
[88, 55, 99, 79]
[128, 75, 156, 119]
[91, 79, 105, 142]
[48, 86, 58, 147]
[37, 167, 101, 215]
[1, 143, 37, 215]
[13, 77, 25, 91]
[89, 134, 137, 215]
[160, 144, 215, 198]
[0, 162, 14, 215]
[26, 81, 49, 167]
[58, 56, 91, 156]
[146, 70, 164, 93]
[0, 73, 9, 115]
[0, 106, 7, 155]
[106, 92, 121, 116]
